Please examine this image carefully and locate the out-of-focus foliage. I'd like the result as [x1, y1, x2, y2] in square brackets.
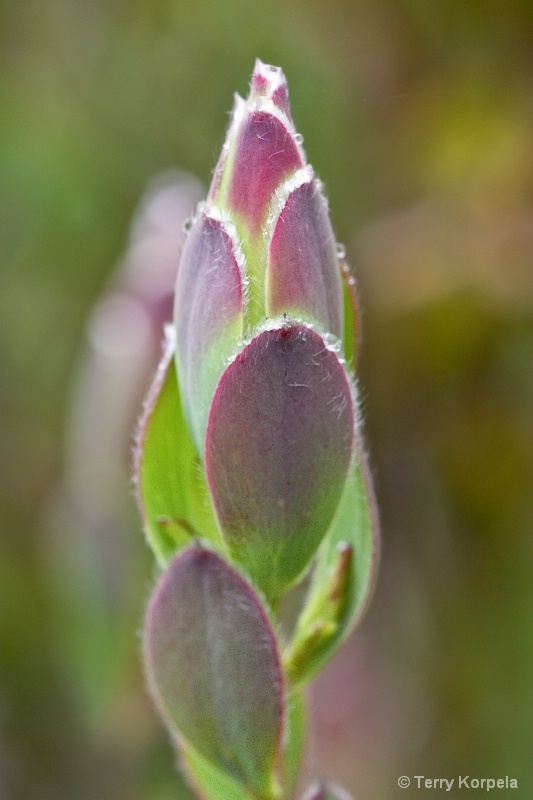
[1, 1, 532, 798]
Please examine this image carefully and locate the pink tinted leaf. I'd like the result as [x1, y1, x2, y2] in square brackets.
[144, 545, 284, 798]
[266, 176, 343, 339]
[227, 111, 303, 236]
[205, 324, 354, 601]
[174, 208, 244, 449]
[249, 59, 292, 120]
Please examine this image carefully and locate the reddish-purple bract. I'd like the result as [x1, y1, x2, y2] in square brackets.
[144, 545, 284, 795]
[174, 210, 243, 441]
[228, 111, 303, 235]
[267, 179, 343, 338]
[205, 324, 354, 598]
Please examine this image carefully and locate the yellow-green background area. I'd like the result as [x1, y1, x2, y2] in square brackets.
[1, 1, 532, 798]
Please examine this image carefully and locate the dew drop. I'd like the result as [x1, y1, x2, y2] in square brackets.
[182, 217, 193, 233]
[294, 133, 304, 145]
[268, 65, 279, 73]
[335, 243, 346, 259]
[322, 331, 342, 353]
[347, 276, 355, 286]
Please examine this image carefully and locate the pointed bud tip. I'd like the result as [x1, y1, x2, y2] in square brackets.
[250, 59, 291, 118]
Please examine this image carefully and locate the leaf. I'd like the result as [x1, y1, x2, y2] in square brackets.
[180, 739, 254, 800]
[205, 324, 355, 603]
[180, 690, 305, 800]
[283, 438, 379, 685]
[223, 109, 303, 238]
[134, 329, 221, 564]
[174, 209, 244, 451]
[266, 173, 343, 340]
[340, 260, 359, 369]
[144, 545, 285, 799]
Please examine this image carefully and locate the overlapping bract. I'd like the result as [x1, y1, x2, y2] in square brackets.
[144, 546, 284, 797]
[136, 60, 379, 800]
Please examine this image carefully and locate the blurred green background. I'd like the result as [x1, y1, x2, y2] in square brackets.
[1, 0, 532, 798]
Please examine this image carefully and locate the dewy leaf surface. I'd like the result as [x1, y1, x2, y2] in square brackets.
[144, 545, 285, 798]
[283, 439, 379, 685]
[205, 324, 354, 602]
[134, 330, 221, 564]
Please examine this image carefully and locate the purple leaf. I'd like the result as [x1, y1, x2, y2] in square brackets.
[266, 175, 343, 338]
[249, 59, 292, 120]
[205, 324, 354, 600]
[226, 110, 303, 237]
[174, 207, 244, 449]
[144, 545, 284, 797]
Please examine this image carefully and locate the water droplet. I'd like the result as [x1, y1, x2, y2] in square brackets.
[268, 65, 279, 73]
[347, 276, 355, 286]
[335, 243, 346, 259]
[322, 331, 342, 353]
[182, 217, 193, 233]
[294, 133, 304, 145]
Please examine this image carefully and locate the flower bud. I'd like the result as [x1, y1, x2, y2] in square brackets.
[175, 60, 343, 450]
[173, 60, 357, 599]
[136, 60, 380, 799]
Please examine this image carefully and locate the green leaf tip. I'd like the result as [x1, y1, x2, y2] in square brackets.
[134, 327, 221, 564]
[283, 442, 380, 685]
